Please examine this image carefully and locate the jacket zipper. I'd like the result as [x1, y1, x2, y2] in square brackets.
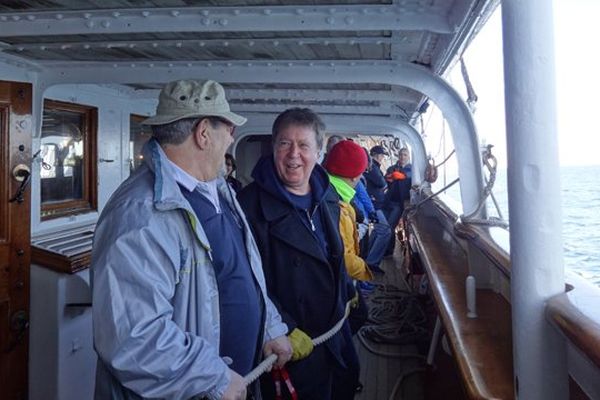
[306, 204, 319, 231]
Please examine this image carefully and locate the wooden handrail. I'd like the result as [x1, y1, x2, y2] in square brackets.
[410, 212, 514, 399]
[546, 277, 600, 370]
[417, 196, 600, 397]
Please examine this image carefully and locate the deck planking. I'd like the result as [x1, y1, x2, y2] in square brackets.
[354, 248, 426, 400]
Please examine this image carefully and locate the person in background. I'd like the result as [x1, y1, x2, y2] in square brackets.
[323, 140, 373, 363]
[238, 108, 358, 400]
[383, 147, 413, 256]
[323, 140, 373, 282]
[364, 145, 389, 209]
[91, 79, 292, 400]
[358, 146, 392, 272]
[324, 134, 344, 161]
[225, 153, 243, 193]
[385, 147, 412, 181]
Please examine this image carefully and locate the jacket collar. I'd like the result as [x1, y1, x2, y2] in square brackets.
[258, 186, 342, 265]
[142, 138, 239, 251]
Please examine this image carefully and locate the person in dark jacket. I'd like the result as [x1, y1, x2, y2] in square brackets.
[364, 145, 388, 209]
[383, 147, 413, 255]
[385, 147, 412, 181]
[224, 152, 243, 193]
[238, 108, 359, 400]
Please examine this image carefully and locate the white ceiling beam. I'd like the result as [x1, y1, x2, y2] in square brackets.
[390, 31, 407, 61]
[7, 36, 390, 53]
[0, 50, 42, 71]
[131, 88, 408, 103]
[34, 59, 409, 82]
[0, 5, 454, 37]
[231, 102, 401, 115]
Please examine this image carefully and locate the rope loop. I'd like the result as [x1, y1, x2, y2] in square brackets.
[243, 300, 352, 386]
[461, 144, 509, 229]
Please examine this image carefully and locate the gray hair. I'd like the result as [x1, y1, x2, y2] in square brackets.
[326, 135, 344, 153]
[272, 108, 325, 150]
[151, 117, 220, 145]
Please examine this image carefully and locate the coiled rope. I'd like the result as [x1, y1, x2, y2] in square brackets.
[243, 300, 352, 386]
[357, 284, 428, 400]
[357, 284, 428, 358]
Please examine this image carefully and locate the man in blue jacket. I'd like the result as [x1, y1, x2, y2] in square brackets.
[91, 79, 292, 400]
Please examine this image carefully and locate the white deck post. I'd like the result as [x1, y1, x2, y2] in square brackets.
[502, 1, 568, 399]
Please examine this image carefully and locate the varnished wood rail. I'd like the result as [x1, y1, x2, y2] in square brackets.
[410, 213, 514, 399]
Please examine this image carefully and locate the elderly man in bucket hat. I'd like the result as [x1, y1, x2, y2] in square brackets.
[91, 79, 292, 400]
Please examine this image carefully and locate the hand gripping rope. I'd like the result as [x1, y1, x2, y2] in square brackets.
[243, 300, 352, 387]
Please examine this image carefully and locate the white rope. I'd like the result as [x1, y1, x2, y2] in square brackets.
[461, 144, 509, 230]
[243, 300, 352, 386]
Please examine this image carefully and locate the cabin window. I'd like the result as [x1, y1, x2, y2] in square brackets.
[40, 99, 97, 220]
[129, 114, 152, 172]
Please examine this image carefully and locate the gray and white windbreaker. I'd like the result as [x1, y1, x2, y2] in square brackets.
[91, 139, 287, 400]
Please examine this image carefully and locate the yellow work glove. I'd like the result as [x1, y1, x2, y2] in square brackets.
[350, 292, 360, 308]
[288, 328, 314, 361]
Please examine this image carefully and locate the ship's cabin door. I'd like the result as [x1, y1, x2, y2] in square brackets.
[0, 81, 32, 399]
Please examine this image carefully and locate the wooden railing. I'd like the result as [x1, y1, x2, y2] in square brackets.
[409, 211, 514, 399]
[410, 196, 600, 398]
[546, 275, 600, 371]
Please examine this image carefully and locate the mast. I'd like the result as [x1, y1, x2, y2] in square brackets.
[502, 1, 568, 398]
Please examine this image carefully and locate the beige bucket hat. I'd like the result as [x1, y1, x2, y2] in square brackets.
[143, 79, 247, 126]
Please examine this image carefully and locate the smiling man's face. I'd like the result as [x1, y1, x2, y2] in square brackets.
[273, 124, 319, 195]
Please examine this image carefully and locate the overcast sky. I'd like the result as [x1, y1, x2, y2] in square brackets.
[452, 0, 600, 167]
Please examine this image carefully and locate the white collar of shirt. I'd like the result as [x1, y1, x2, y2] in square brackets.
[164, 154, 222, 213]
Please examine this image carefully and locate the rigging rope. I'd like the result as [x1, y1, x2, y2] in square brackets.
[461, 144, 509, 229]
[460, 58, 478, 111]
[243, 300, 352, 386]
[413, 178, 460, 210]
[424, 149, 456, 184]
[435, 149, 455, 169]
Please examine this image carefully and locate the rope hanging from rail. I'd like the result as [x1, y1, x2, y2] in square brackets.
[461, 144, 509, 229]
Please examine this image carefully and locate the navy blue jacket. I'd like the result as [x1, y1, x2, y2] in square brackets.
[363, 159, 387, 209]
[238, 156, 355, 369]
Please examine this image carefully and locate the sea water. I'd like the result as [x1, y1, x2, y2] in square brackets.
[557, 166, 600, 286]
[491, 166, 600, 286]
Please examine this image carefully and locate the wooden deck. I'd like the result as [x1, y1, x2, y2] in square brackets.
[354, 250, 427, 400]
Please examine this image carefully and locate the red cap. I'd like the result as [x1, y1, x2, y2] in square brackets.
[324, 140, 368, 178]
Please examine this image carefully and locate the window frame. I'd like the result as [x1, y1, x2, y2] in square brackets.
[129, 114, 152, 173]
[40, 99, 98, 220]
[0, 105, 8, 241]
